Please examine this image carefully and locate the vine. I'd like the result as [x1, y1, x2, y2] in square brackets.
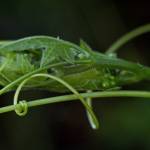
[0, 24, 150, 130]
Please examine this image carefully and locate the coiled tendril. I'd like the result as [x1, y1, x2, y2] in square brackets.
[13, 73, 99, 129]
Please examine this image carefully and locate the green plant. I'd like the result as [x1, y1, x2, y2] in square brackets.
[0, 24, 150, 129]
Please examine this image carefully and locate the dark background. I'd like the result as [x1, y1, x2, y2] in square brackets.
[0, 0, 150, 150]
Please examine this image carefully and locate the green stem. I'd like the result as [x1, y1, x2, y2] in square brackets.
[85, 90, 97, 129]
[0, 90, 150, 114]
[13, 73, 99, 128]
[106, 24, 150, 54]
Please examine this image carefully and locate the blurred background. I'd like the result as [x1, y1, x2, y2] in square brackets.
[0, 0, 150, 149]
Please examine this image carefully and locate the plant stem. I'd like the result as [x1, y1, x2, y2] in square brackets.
[0, 90, 150, 114]
[13, 73, 99, 128]
[106, 24, 150, 54]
